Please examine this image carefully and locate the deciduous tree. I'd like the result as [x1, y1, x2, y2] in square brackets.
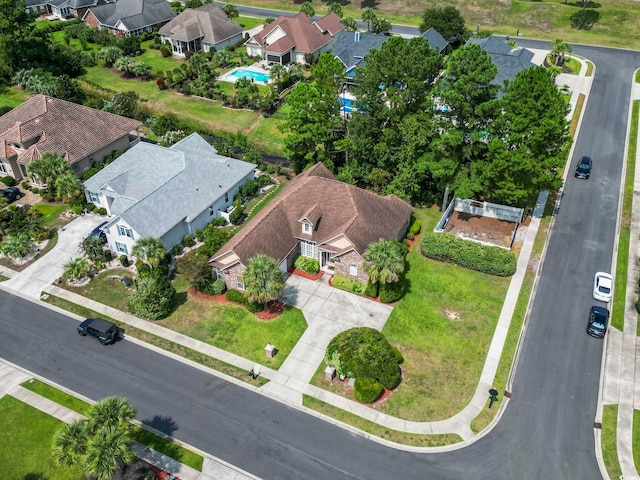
[419, 6, 470, 46]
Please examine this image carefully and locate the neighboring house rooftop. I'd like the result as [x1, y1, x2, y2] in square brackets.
[85, 0, 176, 31]
[246, 12, 344, 55]
[210, 163, 413, 268]
[158, 3, 242, 44]
[68, 0, 100, 8]
[0, 94, 141, 167]
[83, 133, 255, 240]
[467, 36, 537, 88]
[420, 27, 449, 55]
[331, 30, 388, 74]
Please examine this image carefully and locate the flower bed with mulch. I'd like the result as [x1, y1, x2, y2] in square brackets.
[289, 267, 324, 281]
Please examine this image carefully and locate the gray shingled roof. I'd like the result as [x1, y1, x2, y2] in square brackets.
[331, 30, 388, 72]
[420, 27, 449, 55]
[466, 36, 536, 89]
[158, 3, 242, 44]
[68, 0, 99, 8]
[86, 0, 176, 31]
[83, 133, 255, 240]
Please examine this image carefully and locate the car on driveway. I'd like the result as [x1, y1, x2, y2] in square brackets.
[593, 272, 613, 302]
[0, 187, 22, 203]
[575, 156, 592, 179]
[77, 318, 121, 345]
[83, 221, 108, 243]
[587, 305, 609, 338]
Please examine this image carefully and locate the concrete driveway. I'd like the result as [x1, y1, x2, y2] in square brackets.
[263, 274, 393, 402]
[3, 214, 106, 299]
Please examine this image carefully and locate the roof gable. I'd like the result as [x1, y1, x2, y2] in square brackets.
[331, 30, 388, 71]
[158, 3, 242, 44]
[86, 0, 175, 30]
[420, 27, 449, 54]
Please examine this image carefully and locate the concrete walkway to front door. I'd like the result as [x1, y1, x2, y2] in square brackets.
[261, 274, 393, 403]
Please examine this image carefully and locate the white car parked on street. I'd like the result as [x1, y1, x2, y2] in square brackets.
[593, 272, 613, 302]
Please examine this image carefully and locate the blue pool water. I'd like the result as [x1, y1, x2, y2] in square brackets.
[339, 96, 353, 113]
[228, 69, 270, 83]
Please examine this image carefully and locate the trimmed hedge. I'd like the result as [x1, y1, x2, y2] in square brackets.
[420, 232, 517, 277]
[379, 277, 405, 303]
[119, 255, 129, 267]
[332, 275, 366, 295]
[294, 255, 319, 274]
[225, 288, 263, 313]
[354, 378, 384, 403]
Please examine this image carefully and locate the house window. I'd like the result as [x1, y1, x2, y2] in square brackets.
[236, 277, 245, 291]
[115, 242, 128, 254]
[117, 225, 133, 238]
[0, 163, 6, 173]
[302, 223, 311, 234]
[300, 240, 317, 259]
[88, 192, 99, 203]
[88, 155, 95, 165]
[349, 264, 358, 277]
[214, 268, 222, 279]
[72, 163, 79, 171]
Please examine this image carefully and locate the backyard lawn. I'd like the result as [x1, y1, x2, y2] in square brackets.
[0, 396, 85, 480]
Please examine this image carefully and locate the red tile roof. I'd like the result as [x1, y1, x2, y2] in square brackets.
[210, 163, 413, 268]
[0, 95, 142, 166]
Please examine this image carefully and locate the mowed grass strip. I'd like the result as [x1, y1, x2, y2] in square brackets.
[302, 396, 463, 447]
[21, 378, 92, 415]
[602, 404, 622, 479]
[0, 396, 85, 480]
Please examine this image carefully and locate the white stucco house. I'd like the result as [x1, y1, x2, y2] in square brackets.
[83, 133, 255, 255]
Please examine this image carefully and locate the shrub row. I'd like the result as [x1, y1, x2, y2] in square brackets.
[331, 275, 366, 295]
[294, 255, 319, 274]
[407, 216, 421, 240]
[225, 289, 262, 313]
[420, 232, 517, 276]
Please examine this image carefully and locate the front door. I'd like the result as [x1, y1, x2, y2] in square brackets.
[321, 251, 334, 272]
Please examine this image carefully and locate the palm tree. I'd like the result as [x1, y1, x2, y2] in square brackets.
[132, 236, 166, 269]
[55, 171, 82, 203]
[87, 396, 137, 431]
[299, 1, 315, 18]
[114, 56, 136, 77]
[362, 238, 406, 285]
[328, 2, 343, 18]
[341, 16, 358, 32]
[98, 46, 123, 68]
[0, 232, 33, 260]
[241, 254, 285, 309]
[84, 426, 136, 480]
[551, 38, 572, 66]
[52, 419, 88, 468]
[64, 257, 92, 281]
[27, 151, 69, 188]
[361, 7, 377, 32]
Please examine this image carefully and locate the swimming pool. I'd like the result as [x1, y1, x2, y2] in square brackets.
[226, 68, 271, 84]
[339, 96, 354, 113]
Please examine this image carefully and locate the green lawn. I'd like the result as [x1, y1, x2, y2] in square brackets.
[0, 396, 85, 479]
[603, 405, 622, 478]
[32, 203, 70, 229]
[0, 84, 31, 109]
[64, 268, 134, 312]
[21, 378, 91, 415]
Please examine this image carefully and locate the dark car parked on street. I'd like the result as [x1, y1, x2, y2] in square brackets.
[575, 156, 592, 179]
[587, 305, 609, 339]
[77, 318, 121, 345]
[0, 187, 22, 203]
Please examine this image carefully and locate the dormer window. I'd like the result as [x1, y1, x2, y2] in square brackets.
[302, 223, 312, 234]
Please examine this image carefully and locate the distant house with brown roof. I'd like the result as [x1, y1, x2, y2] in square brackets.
[83, 0, 176, 37]
[245, 12, 345, 65]
[159, 3, 243, 57]
[209, 163, 413, 290]
[0, 95, 142, 182]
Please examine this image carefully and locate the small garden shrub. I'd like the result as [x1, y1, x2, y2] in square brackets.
[408, 216, 421, 237]
[21, 181, 29, 189]
[1, 176, 16, 187]
[210, 216, 226, 227]
[195, 228, 205, 242]
[332, 275, 366, 295]
[70, 204, 85, 215]
[103, 250, 113, 262]
[391, 346, 404, 365]
[182, 234, 194, 248]
[420, 232, 517, 276]
[354, 378, 384, 403]
[96, 207, 107, 215]
[294, 255, 319, 274]
[204, 278, 226, 296]
[225, 288, 246, 304]
[160, 45, 171, 57]
[119, 255, 130, 267]
[85, 203, 95, 212]
[135, 260, 152, 278]
[247, 301, 263, 313]
[171, 243, 182, 256]
[379, 277, 405, 303]
[364, 280, 378, 298]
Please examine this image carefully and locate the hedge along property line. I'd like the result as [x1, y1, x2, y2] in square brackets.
[420, 232, 517, 277]
[41, 294, 269, 387]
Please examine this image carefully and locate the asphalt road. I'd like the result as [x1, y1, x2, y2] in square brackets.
[2, 11, 640, 480]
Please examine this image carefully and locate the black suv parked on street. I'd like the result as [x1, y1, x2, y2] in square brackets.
[77, 318, 121, 345]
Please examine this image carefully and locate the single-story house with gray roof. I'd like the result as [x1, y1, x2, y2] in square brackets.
[331, 30, 389, 80]
[83, 133, 255, 255]
[420, 27, 450, 56]
[83, 0, 176, 37]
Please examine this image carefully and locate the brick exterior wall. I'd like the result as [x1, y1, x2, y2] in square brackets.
[218, 262, 246, 292]
[84, 11, 101, 29]
[332, 250, 368, 283]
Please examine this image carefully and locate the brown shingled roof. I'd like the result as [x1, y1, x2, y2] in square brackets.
[210, 163, 413, 268]
[248, 13, 339, 55]
[313, 12, 345, 36]
[0, 95, 142, 168]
